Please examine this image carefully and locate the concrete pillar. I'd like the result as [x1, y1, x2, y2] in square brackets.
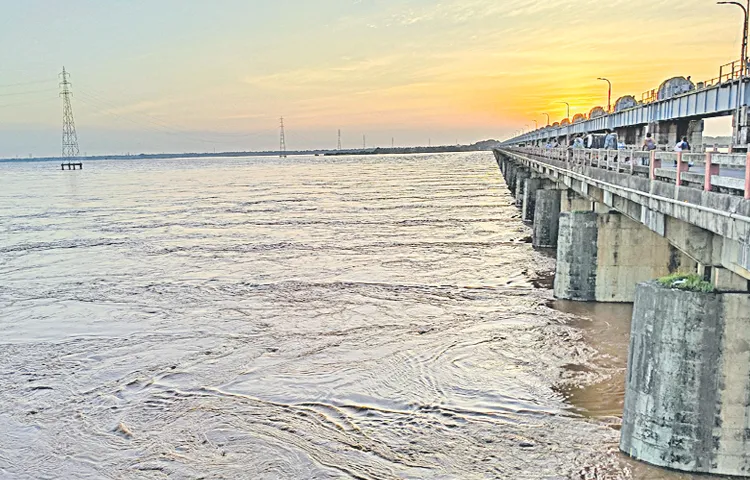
[650, 122, 675, 147]
[554, 212, 695, 302]
[621, 283, 750, 476]
[507, 164, 517, 194]
[734, 105, 750, 147]
[560, 189, 593, 213]
[554, 211, 599, 301]
[522, 178, 542, 223]
[515, 169, 530, 208]
[532, 189, 561, 248]
[686, 119, 704, 152]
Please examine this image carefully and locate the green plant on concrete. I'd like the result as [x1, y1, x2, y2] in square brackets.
[657, 273, 716, 293]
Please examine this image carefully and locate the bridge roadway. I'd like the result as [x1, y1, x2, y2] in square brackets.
[502, 69, 750, 149]
[494, 146, 750, 476]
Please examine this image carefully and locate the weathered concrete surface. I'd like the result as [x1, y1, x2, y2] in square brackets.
[554, 212, 598, 300]
[515, 169, 530, 209]
[522, 177, 542, 223]
[621, 282, 750, 476]
[554, 212, 695, 302]
[560, 189, 592, 213]
[532, 189, 561, 248]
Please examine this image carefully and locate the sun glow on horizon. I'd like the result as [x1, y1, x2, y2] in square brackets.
[0, 0, 742, 155]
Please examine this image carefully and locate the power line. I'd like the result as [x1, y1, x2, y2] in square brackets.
[0, 78, 56, 89]
[0, 88, 58, 97]
[60, 67, 80, 158]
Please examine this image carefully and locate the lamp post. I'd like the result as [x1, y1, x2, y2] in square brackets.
[542, 113, 550, 126]
[558, 102, 570, 119]
[718, 1, 749, 75]
[533, 120, 538, 129]
[597, 77, 612, 113]
[718, 1, 748, 145]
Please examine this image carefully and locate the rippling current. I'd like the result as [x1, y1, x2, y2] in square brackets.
[0, 153, 697, 479]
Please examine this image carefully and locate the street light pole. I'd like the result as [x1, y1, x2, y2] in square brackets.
[597, 77, 612, 113]
[533, 120, 538, 129]
[718, 1, 748, 145]
[558, 102, 570, 119]
[542, 113, 550, 126]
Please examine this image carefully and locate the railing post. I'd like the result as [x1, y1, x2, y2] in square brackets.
[704, 152, 719, 192]
[675, 152, 687, 186]
[649, 151, 660, 180]
[745, 151, 750, 200]
[630, 149, 635, 175]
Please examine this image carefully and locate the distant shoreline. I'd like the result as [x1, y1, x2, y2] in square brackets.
[0, 142, 501, 163]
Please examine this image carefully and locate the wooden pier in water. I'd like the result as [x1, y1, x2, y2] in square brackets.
[61, 162, 83, 170]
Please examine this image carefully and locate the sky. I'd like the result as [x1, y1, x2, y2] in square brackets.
[0, 0, 741, 157]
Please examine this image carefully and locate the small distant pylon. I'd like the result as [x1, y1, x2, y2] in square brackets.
[60, 67, 80, 158]
[279, 117, 287, 158]
[363, 134, 366, 149]
[337, 129, 342, 150]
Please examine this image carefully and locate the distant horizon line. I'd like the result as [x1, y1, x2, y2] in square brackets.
[0, 140, 501, 163]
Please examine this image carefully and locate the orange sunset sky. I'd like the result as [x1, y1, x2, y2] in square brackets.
[0, 0, 742, 155]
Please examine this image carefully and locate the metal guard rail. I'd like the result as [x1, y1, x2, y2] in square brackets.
[504, 147, 750, 200]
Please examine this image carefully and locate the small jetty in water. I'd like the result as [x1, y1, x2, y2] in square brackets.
[61, 161, 83, 170]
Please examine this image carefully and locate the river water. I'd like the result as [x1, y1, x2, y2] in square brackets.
[0, 153, 709, 479]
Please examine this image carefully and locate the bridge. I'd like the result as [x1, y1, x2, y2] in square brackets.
[502, 60, 750, 151]
[493, 146, 750, 476]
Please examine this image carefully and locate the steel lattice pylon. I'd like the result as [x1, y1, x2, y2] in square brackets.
[279, 117, 287, 158]
[60, 67, 79, 158]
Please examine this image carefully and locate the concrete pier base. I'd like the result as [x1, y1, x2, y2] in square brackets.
[514, 169, 530, 209]
[507, 164, 518, 195]
[532, 189, 561, 248]
[554, 212, 695, 302]
[522, 178, 542, 223]
[554, 212, 598, 300]
[621, 283, 750, 476]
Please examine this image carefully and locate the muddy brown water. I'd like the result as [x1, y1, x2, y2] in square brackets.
[0, 153, 727, 479]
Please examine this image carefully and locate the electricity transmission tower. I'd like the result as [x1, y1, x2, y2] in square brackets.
[363, 134, 366, 149]
[337, 129, 342, 150]
[279, 117, 287, 158]
[60, 67, 80, 158]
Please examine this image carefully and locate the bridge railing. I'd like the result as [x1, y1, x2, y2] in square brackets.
[505, 147, 750, 200]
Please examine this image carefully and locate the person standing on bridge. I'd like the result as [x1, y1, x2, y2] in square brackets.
[604, 130, 618, 151]
[674, 136, 690, 152]
[673, 136, 691, 166]
[642, 133, 657, 152]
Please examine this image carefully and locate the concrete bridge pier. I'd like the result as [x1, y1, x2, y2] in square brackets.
[553, 210, 696, 302]
[506, 162, 518, 195]
[621, 283, 750, 476]
[522, 177, 541, 223]
[532, 188, 561, 248]
[514, 168, 531, 209]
